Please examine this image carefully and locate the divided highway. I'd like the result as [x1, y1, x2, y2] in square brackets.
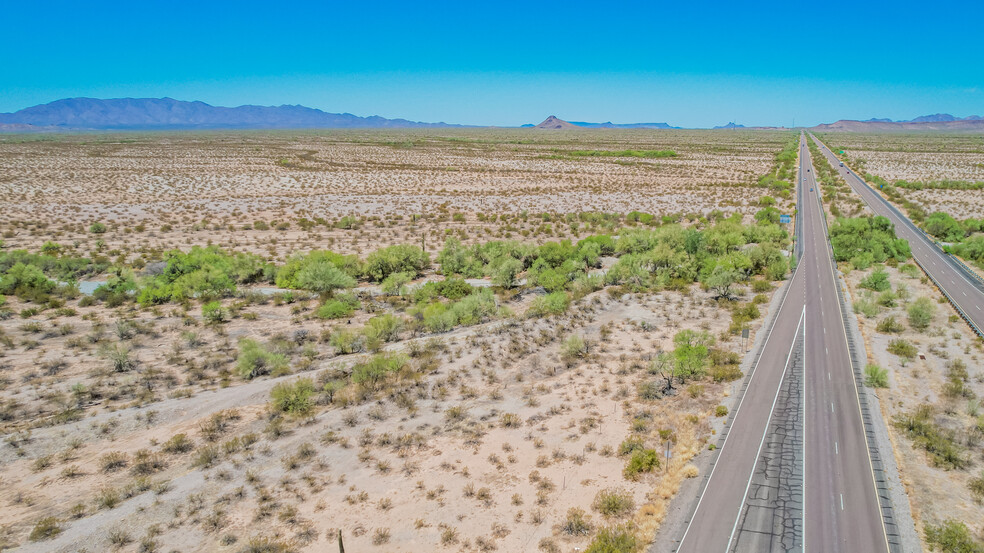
[672, 136, 890, 552]
[810, 134, 984, 336]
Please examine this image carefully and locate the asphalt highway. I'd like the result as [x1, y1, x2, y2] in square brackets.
[810, 134, 984, 336]
[673, 136, 890, 552]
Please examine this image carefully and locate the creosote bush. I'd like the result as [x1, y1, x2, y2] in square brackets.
[270, 378, 316, 417]
[237, 339, 288, 379]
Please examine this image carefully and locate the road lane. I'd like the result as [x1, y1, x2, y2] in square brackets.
[809, 134, 984, 335]
[673, 136, 890, 553]
[800, 138, 889, 552]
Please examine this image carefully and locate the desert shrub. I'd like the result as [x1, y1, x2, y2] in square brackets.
[350, 352, 409, 392]
[623, 448, 659, 480]
[716, 405, 729, 417]
[29, 517, 62, 541]
[592, 489, 635, 518]
[561, 508, 592, 536]
[860, 268, 891, 292]
[527, 291, 570, 318]
[364, 244, 430, 281]
[162, 434, 193, 454]
[0, 262, 55, 301]
[924, 519, 984, 553]
[380, 271, 413, 295]
[202, 301, 227, 323]
[363, 313, 403, 348]
[829, 216, 911, 263]
[561, 335, 588, 361]
[237, 339, 288, 379]
[876, 316, 904, 334]
[415, 288, 499, 332]
[316, 293, 359, 319]
[893, 406, 967, 470]
[864, 364, 888, 388]
[908, 296, 936, 331]
[329, 328, 366, 354]
[969, 471, 984, 504]
[924, 212, 966, 243]
[89, 222, 107, 234]
[138, 246, 269, 305]
[584, 525, 638, 553]
[853, 293, 879, 317]
[887, 339, 917, 358]
[276, 250, 359, 289]
[106, 343, 134, 372]
[491, 257, 523, 288]
[294, 259, 356, 296]
[270, 378, 316, 417]
[238, 536, 298, 553]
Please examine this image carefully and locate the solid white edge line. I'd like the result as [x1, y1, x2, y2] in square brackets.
[725, 306, 807, 552]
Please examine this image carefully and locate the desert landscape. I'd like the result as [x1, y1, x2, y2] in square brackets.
[0, 129, 798, 552]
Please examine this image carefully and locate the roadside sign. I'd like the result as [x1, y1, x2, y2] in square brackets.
[741, 328, 750, 339]
[779, 214, 792, 224]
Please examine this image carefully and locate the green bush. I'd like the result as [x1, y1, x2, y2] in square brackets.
[864, 364, 888, 388]
[860, 268, 891, 292]
[584, 525, 638, 553]
[876, 316, 904, 334]
[202, 301, 226, 323]
[561, 335, 588, 361]
[294, 259, 356, 295]
[623, 448, 659, 480]
[270, 378, 316, 417]
[316, 294, 359, 319]
[887, 339, 917, 358]
[893, 405, 967, 470]
[364, 244, 429, 282]
[592, 489, 635, 518]
[526, 291, 570, 318]
[351, 352, 409, 392]
[924, 212, 966, 243]
[276, 250, 359, 289]
[380, 271, 413, 295]
[237, 339, 288, 379]
[924, 519, 984, 553]
[329, 328, 366, 354]
[29, 517, 62, 541]
[908, 296, 936, 331]
[137, 246, 269, 305]
[0, 262, 55, 301]
[829, 216, 911, 264]
[89, 222, 107, 234]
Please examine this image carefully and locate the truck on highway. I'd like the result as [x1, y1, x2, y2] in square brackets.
[839, 161, 844, 167]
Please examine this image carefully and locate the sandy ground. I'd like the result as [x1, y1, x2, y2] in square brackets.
[818, 132, 984, 218]
[844, 263, 984, 548]
[0, 280, 771, 551]
[0, 130, 792, 260]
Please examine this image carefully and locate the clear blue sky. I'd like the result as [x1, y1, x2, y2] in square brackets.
[2, 0, 982, 127]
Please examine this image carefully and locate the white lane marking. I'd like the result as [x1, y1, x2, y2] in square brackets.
[840, 494, 844, 510]
[835, 442, 839, 455]
[725, 307, 807, 552]
[828, 372, 831, 380]
[831, 402, 834, 413]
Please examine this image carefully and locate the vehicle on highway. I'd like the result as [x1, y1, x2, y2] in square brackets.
[810, 187, 813, 192]
[839, 161, 844, 167]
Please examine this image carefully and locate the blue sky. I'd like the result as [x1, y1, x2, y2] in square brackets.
[2, 0, 982, 127]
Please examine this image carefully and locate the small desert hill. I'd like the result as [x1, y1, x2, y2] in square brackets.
[535, 115, 579, 130]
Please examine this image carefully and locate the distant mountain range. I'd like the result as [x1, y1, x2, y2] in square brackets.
[2, 99, 982, 132]
[813, 114, 984, 132]
[0, 97, 468, 130]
